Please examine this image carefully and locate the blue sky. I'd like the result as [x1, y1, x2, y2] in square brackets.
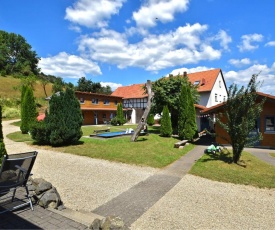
[1, 0, 275, 94]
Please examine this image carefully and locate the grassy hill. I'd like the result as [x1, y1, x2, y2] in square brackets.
[0, 76, 52, 99]
[0, 76, 53, 118]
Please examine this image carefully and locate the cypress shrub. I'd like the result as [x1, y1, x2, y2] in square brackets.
[147, 114, 155, 126]
[31, 88, 83, 146]
[160, 105, 172, 137]
[178, 83, 197, 140]
[116, 103, 126, 125]
[20, 86, 37, 134]
[0, 106, 7, 164]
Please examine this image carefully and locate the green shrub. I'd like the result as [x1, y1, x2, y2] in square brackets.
[111, 117, 118, 126]
[2, 107, 20, 118]
[31, 88, 83, 146]
[30, 121, 48, 144]
[147, 114, 155, 126]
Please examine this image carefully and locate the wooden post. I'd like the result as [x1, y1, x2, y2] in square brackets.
[131, 80, 154, 142]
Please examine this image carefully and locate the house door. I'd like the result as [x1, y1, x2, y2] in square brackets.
[94, 112, 98, 125]
[249, 118, 260, 146]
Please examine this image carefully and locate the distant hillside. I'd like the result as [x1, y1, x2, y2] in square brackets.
[0, 76, 53, 99]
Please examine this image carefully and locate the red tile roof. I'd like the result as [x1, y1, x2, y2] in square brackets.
[111, 83, 148, 99]
[186, 68, 221, 92]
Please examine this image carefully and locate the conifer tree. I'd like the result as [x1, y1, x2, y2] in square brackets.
[0, 106, 7, 164]
[115, 103, 125, 125]
[45, 88, 83, 146]
[178, 83, 197, 140]
[20, 86, 37, 134]
[160, 105, 172, 137]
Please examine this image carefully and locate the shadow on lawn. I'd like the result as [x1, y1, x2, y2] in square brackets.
[202, 149, 233, 164]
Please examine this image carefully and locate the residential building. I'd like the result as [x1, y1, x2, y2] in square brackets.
[169, 68, 228, 131]
[111, 84, 148, 124]
[202, 92, 275, 148]
[75, 91, 123, 125]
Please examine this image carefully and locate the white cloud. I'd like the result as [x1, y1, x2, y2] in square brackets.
[238, 33, 263, 52]
[224, 64, 275, 94]
[212, 30, 232, 50]
[168, 66, 213, 76]
[228, 58, 251, 67]
[39, 52, 102, 79]
[65, 0, 126, 28]
[265, 41, 275, 47]
[100, 82, 122, 91]
[133, 0, 189, 28]
[78, 23, 222, 72]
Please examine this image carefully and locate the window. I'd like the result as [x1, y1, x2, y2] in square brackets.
[215, 94, 218, 102]
[219, 80, 222, 88]
[114, 100, 118, 105]
[103, 114, 106, 118]
[92, 98, 99, 104]
[103, 99, 110, 105]
[223, 96, 226, 102]
[194, 80, 200, 86]
[265, 116, 275, 132]
[80, 98, 84, 104]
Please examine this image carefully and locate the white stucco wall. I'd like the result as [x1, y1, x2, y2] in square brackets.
[207, 72, 228, 107]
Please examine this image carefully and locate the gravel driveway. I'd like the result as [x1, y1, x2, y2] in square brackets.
[2, 120, 275, 229]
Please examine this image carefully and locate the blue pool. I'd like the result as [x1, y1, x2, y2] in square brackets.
[96, 131, 134, 138]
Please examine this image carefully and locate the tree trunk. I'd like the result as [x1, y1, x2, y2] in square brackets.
[131, 80, 153, 142]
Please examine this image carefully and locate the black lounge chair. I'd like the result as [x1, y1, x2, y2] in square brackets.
[0, 151, 38, 214]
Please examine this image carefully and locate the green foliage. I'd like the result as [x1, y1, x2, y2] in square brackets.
[115, 103, 126, 125]
[152, 74, 199, 129]
[52, 77, 65, 93]
[0, 30, 39, 76]
[214, 74, 265, 163]
[20, 86, 37, 134]
[160, 105, 172, 137]
[76, 77, 112, 95]
[0, 106, 7, 164]
[31, 88, 83, 146]
[178, 83, 197, 140]
[76, 77, 93, 92]
[147, 114, 155, 126]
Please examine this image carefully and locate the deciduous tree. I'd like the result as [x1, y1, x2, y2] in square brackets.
[0, 30, 39, 76]
[152, 74, 199, 129]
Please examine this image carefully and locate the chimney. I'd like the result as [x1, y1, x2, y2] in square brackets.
[201, 78, 205, 85]
[183, 71, 187, 77]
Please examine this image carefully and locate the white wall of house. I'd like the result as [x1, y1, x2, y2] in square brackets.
[131, 109, 136, 124]
[207, 72, 228, 107]
[198, 92, 210, 107]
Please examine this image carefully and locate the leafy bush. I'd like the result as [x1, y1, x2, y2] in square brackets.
[2, 107, 20, 118]
[30, 121, 48, 144]
[147, 114, 155, 126]
[110, 117, 118, 126]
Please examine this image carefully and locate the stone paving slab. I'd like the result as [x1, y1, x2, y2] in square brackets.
[0, 188, 89, 229]
[93, 145, 206, 227]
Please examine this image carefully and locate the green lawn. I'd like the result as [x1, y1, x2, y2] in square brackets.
[7, 125, 194, 168]
[189, 149, 275, 188]
[270, 152, 275, 158]
[6, 124, 275, 188]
